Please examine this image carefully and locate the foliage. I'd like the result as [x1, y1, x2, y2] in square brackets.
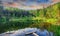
[0, 2, 60, 36]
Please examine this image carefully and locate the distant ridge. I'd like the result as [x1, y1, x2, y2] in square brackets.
[0, 0, 60, 10]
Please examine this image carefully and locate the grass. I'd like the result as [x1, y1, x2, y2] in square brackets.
[49, 25, 60, 36]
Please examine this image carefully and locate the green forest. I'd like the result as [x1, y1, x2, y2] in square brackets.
[0, 2, 60, 36]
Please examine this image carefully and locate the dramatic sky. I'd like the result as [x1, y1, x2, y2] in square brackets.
[1, 0, 60, 10]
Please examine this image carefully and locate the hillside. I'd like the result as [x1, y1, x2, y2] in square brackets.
[0, 2, 60, 36]
[0, 2, 60, 24]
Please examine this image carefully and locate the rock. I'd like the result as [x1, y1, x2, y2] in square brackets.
[0, 28, 50, 36]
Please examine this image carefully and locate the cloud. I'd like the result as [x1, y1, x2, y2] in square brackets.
[1, 0, 60, 10]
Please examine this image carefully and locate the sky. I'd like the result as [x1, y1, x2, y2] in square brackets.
[1, 0, 60, 10]
[21, 0, 51, 6]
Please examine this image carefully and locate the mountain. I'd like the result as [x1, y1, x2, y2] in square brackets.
[0, 1, 60, 34]
[0, 0, 60, 10]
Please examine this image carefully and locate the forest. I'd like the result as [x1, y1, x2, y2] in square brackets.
[0, 2, 60, 36]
